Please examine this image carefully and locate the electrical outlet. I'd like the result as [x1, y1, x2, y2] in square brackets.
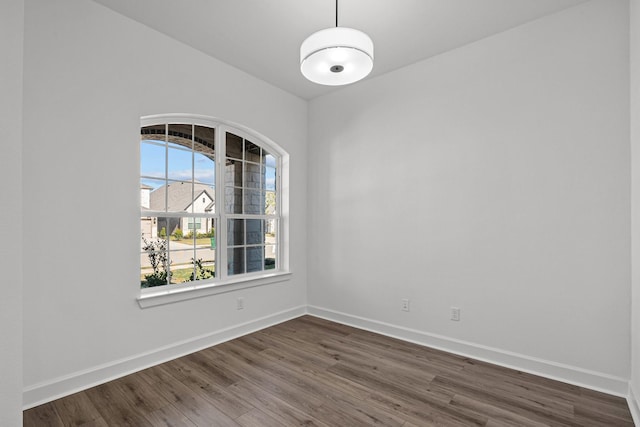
[401, 299, 410, 312]
[237, 297, 244, 310]
[451, 307, 460, 321]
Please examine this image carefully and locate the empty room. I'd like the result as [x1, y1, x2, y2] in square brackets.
[2, 0, 640, 425]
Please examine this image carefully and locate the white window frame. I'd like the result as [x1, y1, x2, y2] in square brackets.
[138, 114, 290, 308]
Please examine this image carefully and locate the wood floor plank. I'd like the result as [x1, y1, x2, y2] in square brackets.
[226, 379, 329, 426]
[450, 394, 550, 427]
[444, 368, 577, 418]
[24, 315, 635, 426]
[142, 403, 198, 427]
[319, 335, 440, 386]
[51, 391, 103, 426]
[163, 355, 253, 418]
[257, 346, 406, 426]
[205, 343, 327, 414]
[210, 341, 381, 426]
[431, 373, 576, 426]
[137, 364, 240, 427]
[84, 381, 154, 427]
[247, 329, 338, 368]
[23, 402, 65, 427]
[235, 408, 286, 427]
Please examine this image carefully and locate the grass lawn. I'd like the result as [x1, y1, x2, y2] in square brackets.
[171, 237, 215, 247]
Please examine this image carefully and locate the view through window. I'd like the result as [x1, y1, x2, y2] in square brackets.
[140, 118, 281, 290]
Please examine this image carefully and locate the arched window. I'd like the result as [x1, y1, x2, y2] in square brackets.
[139, 114, 288, 301]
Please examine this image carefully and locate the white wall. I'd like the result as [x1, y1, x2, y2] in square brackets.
[0, 0, 24, 423]
[308, 0, 630, 394]
[630, 0, 640, 420]
[21, 0, 307, 406]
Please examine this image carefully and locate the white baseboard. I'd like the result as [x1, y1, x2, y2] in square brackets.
[307, 305, 630, 397]
[629, 384, 640, 426]
[23, 305, 306, 410]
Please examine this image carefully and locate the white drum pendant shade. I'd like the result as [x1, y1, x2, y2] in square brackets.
[300, 27, 374, 86]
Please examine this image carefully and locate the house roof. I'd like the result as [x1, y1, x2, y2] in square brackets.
[149, 182, 215, 212]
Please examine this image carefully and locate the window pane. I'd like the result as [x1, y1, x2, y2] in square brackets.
[193, 245, 215, 280]
[168, 219, 195, 284]
[245, 140, 261, 163]
[192, 219, 215, 281]
[225, 187, 242, 214]
[244, 162, 261, 189]
[244, 190, 263, 214]
[192, 185, 215, 214]
[264, 151, 276, 168]
[226, 132, 243, 160]
[140, 142, 166, 179]
[265, 245, 276, 270]
[141, 233, 169, 288]
[141, 124, 166, 142]
[164, 181, 192, 213]
[246, 219, 262, 245]
[265, 191, 276, 215]
[168, 124, 193, 150]
[265, 220, 276, 243]
[194, 125, 215, 153]
[225, 158, 243, 188]
[228, 247, 245, 275]
[146, 182, 165, 212]
[265, 166, 276, 191]
[140, 179, 163, 211]
[170, 253, 195, 284]
[227, 219, 244, 246]
[246, 246, 263, 273]
[168, 146, 193, 182]
[194, 152, 215, 186]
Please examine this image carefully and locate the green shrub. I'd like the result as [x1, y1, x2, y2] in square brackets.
[188, 258, 215, 281]
[143, 271, 168, 288]
[172, 228, 183, 240]
[265, 258, 276, 269]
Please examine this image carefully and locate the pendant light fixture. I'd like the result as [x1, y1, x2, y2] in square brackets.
[300, 0, 374, 86]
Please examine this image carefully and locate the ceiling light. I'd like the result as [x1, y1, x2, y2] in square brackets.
[300, 0, 374, 86]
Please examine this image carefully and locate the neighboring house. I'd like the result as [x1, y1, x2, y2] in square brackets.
[140, 183, 152, 209]
[140, 184, 156, 239]
[141, 182, 215, 239]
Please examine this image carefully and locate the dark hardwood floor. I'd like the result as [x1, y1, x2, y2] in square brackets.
[24, 315, 634, 426]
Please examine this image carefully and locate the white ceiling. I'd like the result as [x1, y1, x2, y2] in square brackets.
[92, 0, 587, 100]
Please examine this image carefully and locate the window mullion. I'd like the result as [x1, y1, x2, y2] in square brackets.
[191, 124, 196, 282]
[217, 127, 228, 281]
[274, 157, 281, 271]
[164, 124, 171, 285]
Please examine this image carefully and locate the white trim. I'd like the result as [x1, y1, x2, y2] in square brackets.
[629, 383, 640, 426]
[138, 271, 291, 308]
[306, 305, 630, 397]
[22, 305, 306, 410]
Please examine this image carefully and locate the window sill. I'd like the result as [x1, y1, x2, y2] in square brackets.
[137, 271, 291, 309]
